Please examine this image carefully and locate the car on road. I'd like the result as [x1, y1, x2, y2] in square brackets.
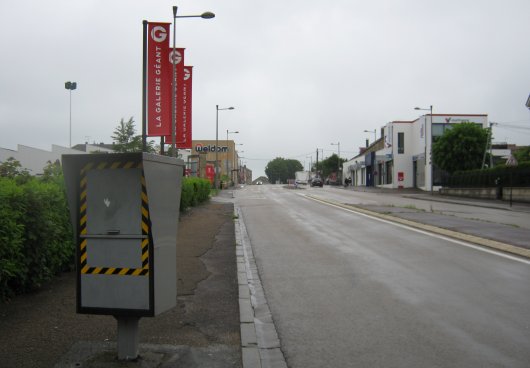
[310, 177, 323, 187]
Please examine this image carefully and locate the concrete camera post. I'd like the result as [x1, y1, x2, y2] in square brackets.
[62, 153, 184, 360]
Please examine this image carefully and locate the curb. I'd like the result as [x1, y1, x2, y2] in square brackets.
[305, 194, 530, 260]
[234, 207, 288, 368]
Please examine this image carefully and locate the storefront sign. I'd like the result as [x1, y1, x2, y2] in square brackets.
[195, 144, 228, 153]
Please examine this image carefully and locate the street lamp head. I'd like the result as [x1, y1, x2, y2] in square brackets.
[65, 81, 77, 90]
[414, 105, 432, 111]
[201, 11, 215, 19]
[217, 106, 235, 111]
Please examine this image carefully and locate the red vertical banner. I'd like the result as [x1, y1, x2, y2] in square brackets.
[147, 22, 171, 136]
[205, 164, 215, 184]
[177, 66, 193, 149]
[164, 48, 185, 144]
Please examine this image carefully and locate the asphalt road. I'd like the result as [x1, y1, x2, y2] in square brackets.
[235, 185, 530, 368]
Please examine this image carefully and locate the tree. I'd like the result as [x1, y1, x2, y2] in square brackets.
[0, 157, 30, 183]
[41, 160, 63, 184]
[432, 123, 489, 174]
[265, 157, 303, 184]
[111, 117, 156, 153]
[514, 146, 530, 163]
[314, 154, 346, 179]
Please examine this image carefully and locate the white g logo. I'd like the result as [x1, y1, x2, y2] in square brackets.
[184, 68, 191, 81]
[151, 26, 167, 42]
[169, 50, 183, 65]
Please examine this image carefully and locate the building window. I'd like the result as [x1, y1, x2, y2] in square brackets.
[398, 132, 404, 154]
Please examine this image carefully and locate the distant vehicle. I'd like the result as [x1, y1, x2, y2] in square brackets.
[256, 181, 263, 185]
[295, 171, 311, 185]
[310, 177, 323, 187]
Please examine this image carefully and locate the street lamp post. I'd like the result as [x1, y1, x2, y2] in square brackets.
[363, 129, 376, 144]
[236, 149, 244, 184]
[414, 105, 433, 194]
[235, 144, 243, 184]
[170, 7, 215, 157]
[215, 105, 234, 189]
[65, 81, 77, 147]
[226, 130, 239, 185]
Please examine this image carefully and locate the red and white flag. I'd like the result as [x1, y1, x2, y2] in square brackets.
[164, 48, 186, 145]
[176, 66, 193, 149]
[147, 22, 171, 136]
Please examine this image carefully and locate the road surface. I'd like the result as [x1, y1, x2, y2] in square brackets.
[235, 184, 530, 368]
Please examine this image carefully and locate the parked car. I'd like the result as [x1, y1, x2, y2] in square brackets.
[310, 177, 323, 187]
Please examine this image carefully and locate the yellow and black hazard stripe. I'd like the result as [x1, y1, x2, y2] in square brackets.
[78, 160, 150, 276]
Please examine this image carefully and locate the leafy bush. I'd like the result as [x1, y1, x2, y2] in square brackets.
[180, 177, 211, 211]
[0, 162, 213, 299]
[444, 162, 530, 188]
[0, 179, 26, 300]
[0, 172, 74, 300]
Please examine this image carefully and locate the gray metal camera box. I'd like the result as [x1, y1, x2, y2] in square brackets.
[62, 153, 183, 317]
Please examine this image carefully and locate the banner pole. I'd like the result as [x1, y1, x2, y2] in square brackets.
[142, 20, 147, 153]
[172, 6, 178, 158]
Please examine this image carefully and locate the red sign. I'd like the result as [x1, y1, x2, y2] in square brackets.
[398, 172, 404, 181]
[147, 22, 171, 137]
[164, 48, 185, 145]
[205, 164, 215, 184]
[177, 66, 193, 149]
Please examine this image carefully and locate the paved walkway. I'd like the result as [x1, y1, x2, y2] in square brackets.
[321, 186, 530, 258]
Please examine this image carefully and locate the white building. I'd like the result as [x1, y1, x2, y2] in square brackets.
[343, 114, 489, 191]
[0, 143, 115, 176]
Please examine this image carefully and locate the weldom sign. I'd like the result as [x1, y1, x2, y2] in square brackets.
[195, 143, 228, 153]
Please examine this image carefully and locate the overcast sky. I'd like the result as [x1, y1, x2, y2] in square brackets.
[1, 0, 529, 178]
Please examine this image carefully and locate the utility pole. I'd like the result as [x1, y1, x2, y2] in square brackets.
[316, 148, 319, 177]
[482, 122, 497, 169]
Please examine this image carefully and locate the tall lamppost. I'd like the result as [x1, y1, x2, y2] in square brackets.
[226, 130, 239, 184]
[364, 129, 376, 144]
[171, 7, 215, 157]
[216, 105, 234, 189]
[414, 105, 433, 194]
[65, 81, 77, 147]
[236, 149, 244, 184]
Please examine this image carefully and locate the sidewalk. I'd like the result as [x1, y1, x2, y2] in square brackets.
[345, 185, 530, 213]
[0, 195, 241, 368]
[317, 187, 530, 258]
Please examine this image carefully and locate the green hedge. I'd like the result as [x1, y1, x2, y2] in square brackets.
[444, 162, 530, 188]
[0, 173, 211, 300]
[0, 176, 74, 300]
[180, 177, 211, 211]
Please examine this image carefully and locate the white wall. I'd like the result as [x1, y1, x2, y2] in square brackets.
[0, 144, 88, 175]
